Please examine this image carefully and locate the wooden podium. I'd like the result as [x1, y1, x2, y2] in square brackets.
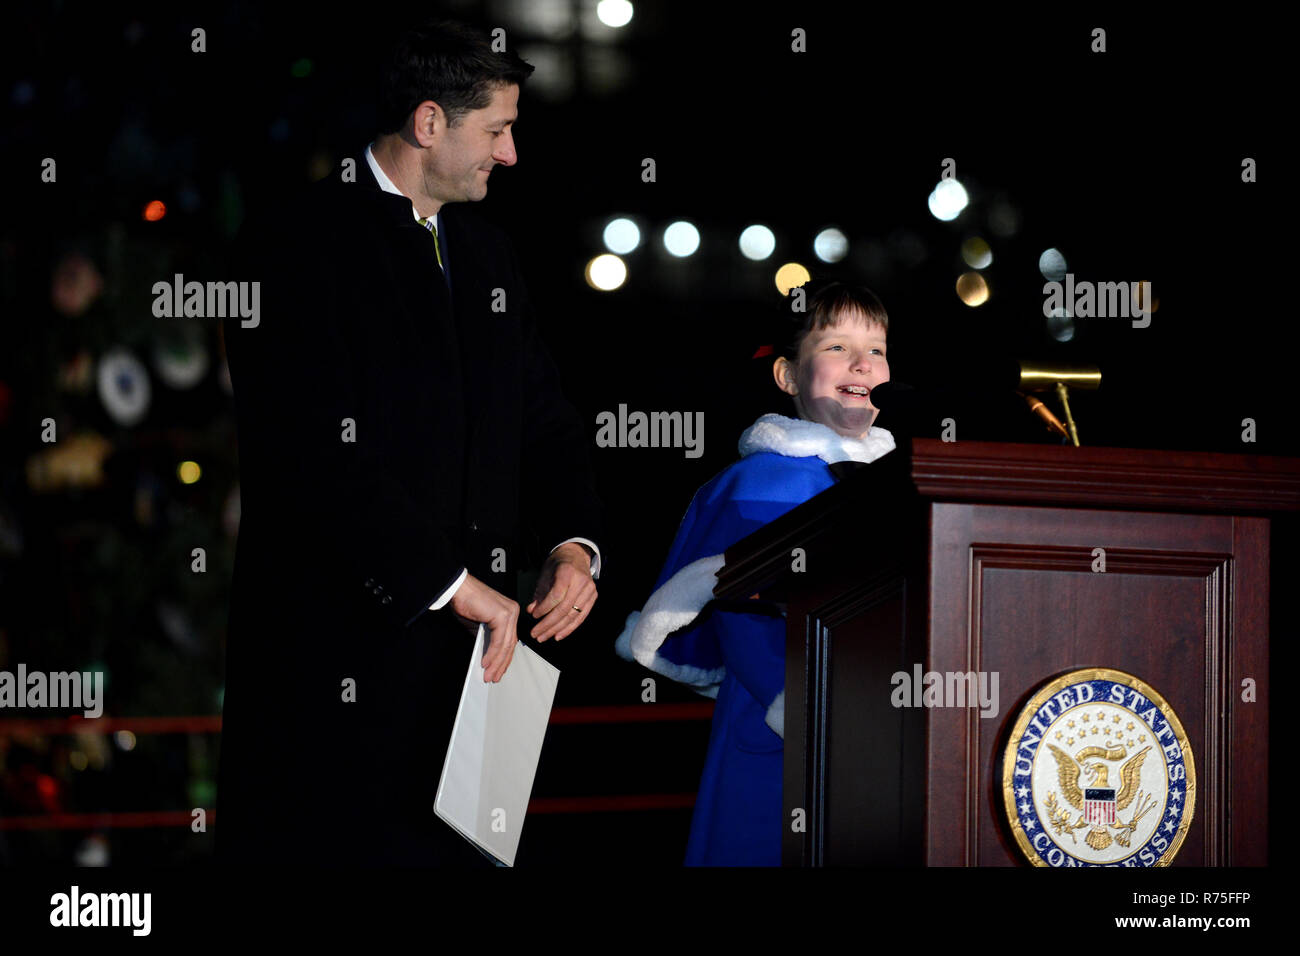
[715, 438, 1299, 866]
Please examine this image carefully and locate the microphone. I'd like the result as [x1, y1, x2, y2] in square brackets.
[866, 380, 955, 436]
[1019, 392, 1070, 438]
[865, 380, 920, 411]
[868, 379, 1012, 413]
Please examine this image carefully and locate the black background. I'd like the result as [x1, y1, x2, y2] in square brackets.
[0, 0, 1285, 936]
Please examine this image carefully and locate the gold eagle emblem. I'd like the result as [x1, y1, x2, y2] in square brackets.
[1043, 743, 1156, 850]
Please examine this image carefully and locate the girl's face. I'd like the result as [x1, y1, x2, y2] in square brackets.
[774, 309, 889, 440]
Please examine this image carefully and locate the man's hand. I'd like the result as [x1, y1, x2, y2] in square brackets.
[526, 542, 597, 642]
[448, 573, 519, 683]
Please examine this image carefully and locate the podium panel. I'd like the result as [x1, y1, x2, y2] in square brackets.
[781, 574, 925, 866]
[926, 503, 1267, 865]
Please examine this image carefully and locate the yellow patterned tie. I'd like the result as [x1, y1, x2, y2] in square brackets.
[417, 216, 444, 269]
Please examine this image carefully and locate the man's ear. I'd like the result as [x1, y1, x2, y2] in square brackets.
[772, 356, 798, 396]
[411, 100, 446, 147]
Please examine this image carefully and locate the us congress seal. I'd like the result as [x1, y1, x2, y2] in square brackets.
[1001, 667, 1195, 867]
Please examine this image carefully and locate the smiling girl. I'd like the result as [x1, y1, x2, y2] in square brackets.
[615, 281, 896, 865]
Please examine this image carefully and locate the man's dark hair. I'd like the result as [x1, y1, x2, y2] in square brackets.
[780, 281, 890, 359]
[378, 20, 535, 134]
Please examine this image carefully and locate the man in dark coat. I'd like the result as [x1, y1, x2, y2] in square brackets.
[216, 20, 602, 865]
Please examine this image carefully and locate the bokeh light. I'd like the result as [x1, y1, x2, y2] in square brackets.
[585, 253, 627, 290]
[663, 221, 700, 257]
[1046, 308, 1075, 342]
[603, 217, 641, 254]
[1039, 248, 1067, 282]
[774, 262, 811, 295]
[956, 271, 989, 306]
[960, 237, 992, 269]
[739, 224, 776, 261]
[928, 179, 968, 221]
[814, 227, 848, 263]
[596, 0, 634, 28]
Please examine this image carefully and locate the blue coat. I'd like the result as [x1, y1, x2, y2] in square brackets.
[616, 414, 895, 865]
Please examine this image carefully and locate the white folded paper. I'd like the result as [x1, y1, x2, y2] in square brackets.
[434, 624, 560, 866]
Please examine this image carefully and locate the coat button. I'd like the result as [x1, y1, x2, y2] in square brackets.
[372, 586, 383, 596]
[469, 521, 478, 532]
[381, 594, 392, 605]
[364, 578, 375, 588]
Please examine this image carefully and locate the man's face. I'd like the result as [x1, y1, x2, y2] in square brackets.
[776, 310, 890, 439]
[422, 82, 519, 205]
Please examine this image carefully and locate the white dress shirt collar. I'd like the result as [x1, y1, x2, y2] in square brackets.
[365, 142, 428, 223]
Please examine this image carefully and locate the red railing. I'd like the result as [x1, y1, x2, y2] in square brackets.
[0, 703, 713, 830]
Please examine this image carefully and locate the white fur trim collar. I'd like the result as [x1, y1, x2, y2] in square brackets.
[738, 413, 895, 465]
